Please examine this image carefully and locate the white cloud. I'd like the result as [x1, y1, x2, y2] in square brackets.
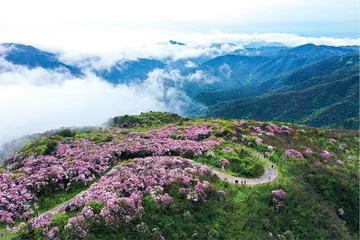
[0, 0, 358, 61]
[0, 62, 197, 145]
[219, 64, 232, 79]
[185, 61, 196, 68]
[2, 31, 358, 67]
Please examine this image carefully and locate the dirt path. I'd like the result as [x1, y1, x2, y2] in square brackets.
[209, 151, 278, 186]
[35, 151, 278, 220]
[38, 190, 87, 217]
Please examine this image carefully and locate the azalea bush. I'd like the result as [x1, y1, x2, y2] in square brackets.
[25, 156, 218, 239]
[1, 113, 358, 240]
[0, 124, 222, 224]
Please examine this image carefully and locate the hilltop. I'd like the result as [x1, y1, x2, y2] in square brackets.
[0, 112, 358, 239]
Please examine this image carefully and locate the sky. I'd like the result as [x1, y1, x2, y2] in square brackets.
[0, 0, 358, 56]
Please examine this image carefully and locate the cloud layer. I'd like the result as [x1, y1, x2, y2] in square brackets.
[0, 60, 197, 145]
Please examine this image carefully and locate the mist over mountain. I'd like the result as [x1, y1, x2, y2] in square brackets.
[0, 40, 359, 147]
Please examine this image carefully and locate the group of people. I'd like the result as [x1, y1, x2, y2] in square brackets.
[235, 179, 247, 185]
[232, 164, 277, 185]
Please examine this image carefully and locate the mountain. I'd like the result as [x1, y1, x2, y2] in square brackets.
[197, 53, 359, 105]
[231, 46, 289, 57]
[95, 58, 166, 84]
[197, 54, 269, 86]
[339, 45, 360, 51]
[169, 40, 186, 46]
[243, 41, 288, 49]
[0, 43, 82, 76]
[207, 67, 359, 127]
[193, 44, 358, 89]
[244, 44, 357, 83]
[0, 42, 358, 129]
[260, 53, 359, 93]
[0, 43, 168, 84]
[0, 112, 358, 239]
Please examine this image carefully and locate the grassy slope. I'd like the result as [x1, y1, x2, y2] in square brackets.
[2, 113, 359, 239]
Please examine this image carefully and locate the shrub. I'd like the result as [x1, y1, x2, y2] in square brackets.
[88, 201, 106, 214]
[57, 129, 76, 138]
[11, 172, 27, 180]
[52, 212, 70, 230]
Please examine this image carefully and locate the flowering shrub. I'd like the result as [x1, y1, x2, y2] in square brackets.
[0, 172, 34, 224]
[255, 138, 263, 145]
[272, 189, 285, 199]
[179, 125, 212, 140]
[265, 124, 294, 136]
[319, 150, 333, 159]
[0, 125, 222, 224]
[234, 120, 248, 128]
[303, 148, 313, 157]
[30, 156, 213, 238]
[220, 158, 230, 167]
[284, 149, 304, 160]
[272, 189, 286, 211]
[223, 147, 234, 153]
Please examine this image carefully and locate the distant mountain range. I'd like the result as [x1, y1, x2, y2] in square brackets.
[0, 43, 83, 76]
[0, 41, 358, 129]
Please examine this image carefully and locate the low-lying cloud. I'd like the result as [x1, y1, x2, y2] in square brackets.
[14, 31, 359, 66]
[0, 61, 197, 145]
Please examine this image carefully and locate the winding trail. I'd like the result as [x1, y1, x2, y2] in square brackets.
[38, 190, 87, 217]
[203, 151, 278, 186]
[34, 151, 278, 221]
[211, 164, 278, 186]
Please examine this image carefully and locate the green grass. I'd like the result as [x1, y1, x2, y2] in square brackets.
[0, 227, 17, 240]
[36, 181, 90, 214]
[2, 113, 359, 239]
[194, 144, 266, 178]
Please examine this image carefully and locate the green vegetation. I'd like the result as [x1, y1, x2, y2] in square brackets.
[108, 111, 186, 127]
[194, 144, 265, 178]
[22, 136, 60, 157]
[1, 112, 359, 239]
[36, 181, 90, 214]
[200, 54, 360, 129]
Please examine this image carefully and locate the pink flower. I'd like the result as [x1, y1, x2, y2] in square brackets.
[255, 138, 263, 145]
[182, 177, 192, 185]
[220, 158, 230, 166]
[303, 148, 313, 157]
[284, 149, 303, 160]
[319, 150, 333, 159]
[223, 147, 234, 153]
[272, 189, 285, 200]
